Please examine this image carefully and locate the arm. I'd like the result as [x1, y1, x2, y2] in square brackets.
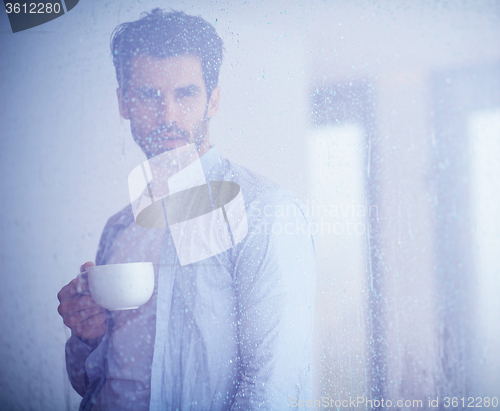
[65, 332, 103, 396]
[231, 192, 316, 410]
[58, 262, 106, 397]
[59, 211, 126, 397]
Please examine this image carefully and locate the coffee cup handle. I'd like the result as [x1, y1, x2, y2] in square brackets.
[76, 271, 91, 295]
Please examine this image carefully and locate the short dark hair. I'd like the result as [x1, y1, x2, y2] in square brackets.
[110, 9, 224, 98]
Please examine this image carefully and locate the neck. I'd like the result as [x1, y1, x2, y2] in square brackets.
[196, 138, 211, 157]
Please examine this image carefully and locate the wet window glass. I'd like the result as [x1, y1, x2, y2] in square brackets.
[1, 1, 499, 409]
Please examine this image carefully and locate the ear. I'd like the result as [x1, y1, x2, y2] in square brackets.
[206, 86, 221, 119]
[116, 87, 130, 120]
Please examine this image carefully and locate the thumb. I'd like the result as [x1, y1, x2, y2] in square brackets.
[80, 261, 95, 273]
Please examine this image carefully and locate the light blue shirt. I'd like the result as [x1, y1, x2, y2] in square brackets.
[65, 146, 316, 410]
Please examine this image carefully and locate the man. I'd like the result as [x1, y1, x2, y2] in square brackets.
[57, 9, 315, 410]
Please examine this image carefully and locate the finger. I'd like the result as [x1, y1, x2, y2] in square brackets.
[74, 312, 107, 338]
[64, 305, 105, 330]
[57, 283, 72, 303]
[57, 280, 80, 302]
[60, 300, 104, 322]
[80, 320, 107, 341]
[58, 294, 99, 319]
[74, 304, 104, 322]
[57, 276, 90, 303]
[73, 294, 100, 313]
[58, 262, 95, 303]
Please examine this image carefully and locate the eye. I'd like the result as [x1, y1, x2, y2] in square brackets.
[175, 86, 200, 99]
[141, 88, 160, 99]
[176, 90, 193, 99]
[132, 88, 160, 100]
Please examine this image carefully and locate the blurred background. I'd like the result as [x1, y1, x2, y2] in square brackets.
[1, 0, 499, 409]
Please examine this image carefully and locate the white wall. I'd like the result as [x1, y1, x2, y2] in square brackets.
[1, 0, 499, 409]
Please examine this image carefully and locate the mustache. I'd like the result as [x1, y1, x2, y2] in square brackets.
[148, 124, 189, 140]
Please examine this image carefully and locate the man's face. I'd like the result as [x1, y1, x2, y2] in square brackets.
[117, 54, 220, 158]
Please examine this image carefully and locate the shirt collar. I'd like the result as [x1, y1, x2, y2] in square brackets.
[199, 145, 222, 177]
[112, 145, 222, 229]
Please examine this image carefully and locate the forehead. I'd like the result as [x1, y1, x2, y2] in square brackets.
[128, 54, 205, 89]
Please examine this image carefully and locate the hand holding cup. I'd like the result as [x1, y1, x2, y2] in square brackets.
[57, 261, 107, 341]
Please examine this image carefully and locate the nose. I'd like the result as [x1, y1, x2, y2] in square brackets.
[157, 95, 178, 125]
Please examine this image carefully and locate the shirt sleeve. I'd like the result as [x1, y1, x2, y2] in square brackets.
[230, 190, 316, 410]
[64, 213, 119, 398]
[65, 333, 102, 397]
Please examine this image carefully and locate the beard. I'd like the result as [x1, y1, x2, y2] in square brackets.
[132, 106, 210, 159]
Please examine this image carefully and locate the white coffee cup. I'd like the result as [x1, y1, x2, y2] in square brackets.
[84, 262, 154, 311]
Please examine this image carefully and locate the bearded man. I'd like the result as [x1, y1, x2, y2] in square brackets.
[57, 9, 316, 411]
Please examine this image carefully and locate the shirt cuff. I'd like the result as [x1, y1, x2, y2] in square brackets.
[73, 332, 104, 351]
